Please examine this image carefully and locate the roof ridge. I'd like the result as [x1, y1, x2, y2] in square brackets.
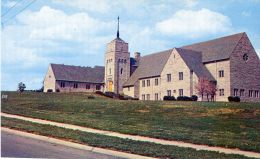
[182, 32, 245, 48]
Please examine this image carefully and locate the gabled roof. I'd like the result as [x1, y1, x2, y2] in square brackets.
[182, 32, 244, 62]
[123, 49, 172, 86]
[176, 48, 215, 81]
[51, 64, 104, 83]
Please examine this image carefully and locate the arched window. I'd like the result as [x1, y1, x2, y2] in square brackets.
[121, 68, 123, 74]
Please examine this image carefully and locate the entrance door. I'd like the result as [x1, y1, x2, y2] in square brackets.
[108, 81, 113, 92]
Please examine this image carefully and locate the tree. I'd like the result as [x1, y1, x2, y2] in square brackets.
[195, 78, 217, 102]
[205, 81, 217, 101]
[195, 77, 208, 101]
[18, 82, 26, 92]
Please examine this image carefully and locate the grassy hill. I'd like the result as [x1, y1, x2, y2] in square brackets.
[1, 91, 260, 152]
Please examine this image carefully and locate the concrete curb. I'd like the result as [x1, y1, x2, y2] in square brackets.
[1, 127, 155, 159]
[2, 112, 260, 158]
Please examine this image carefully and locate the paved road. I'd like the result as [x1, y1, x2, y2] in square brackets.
[1, 131, 123, 159]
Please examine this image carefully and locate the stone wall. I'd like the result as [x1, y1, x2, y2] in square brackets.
[43, 65, 56, 92]
[230, 33, 260, 102]
[55, 81, 104, 93]
[204, 60, 231, 101]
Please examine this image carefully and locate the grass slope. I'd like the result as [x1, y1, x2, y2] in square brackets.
[1, 91, 260, 152]
[1, 117, 255, 159]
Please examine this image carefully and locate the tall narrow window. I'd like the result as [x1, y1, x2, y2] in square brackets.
[179, 89, 183, 96]
[219, 70, 224, 77]
[233, 88, 238, 96]
[249, 90, 253, 97]
[109, 68, 111, 74]
[155, 93, 159, 100]
[96, 85, 101, 90]
[60, 82, 65, 88]
[86, 84, 90, 89]
[219, 89, 224, 96]
[255, 91, 259, 98]
[146, 94, 150, 100]
[147, 80, 150, 87]
[155, 78, 158, 86]
[73, 83, 78, 88]
[167, 74, 171, 82]
[142, 94, 145, 100]
[142, 80, 145, 87]
[240, 89, 244, 96]
[179, 72, 183, 80]
[167, 90, 171, 96]
[120, 68, 123, 74]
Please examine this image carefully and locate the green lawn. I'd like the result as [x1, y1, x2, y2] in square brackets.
[1, 117, 254, 159]
[1, 91, 260, 152]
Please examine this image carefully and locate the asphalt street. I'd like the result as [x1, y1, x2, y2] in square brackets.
[1, 130, 123, 159]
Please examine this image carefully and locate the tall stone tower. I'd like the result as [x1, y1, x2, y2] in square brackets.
[104, 17, 130, 94]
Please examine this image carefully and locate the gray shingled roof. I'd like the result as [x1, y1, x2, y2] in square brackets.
[123, 49, 172, 86]
[182, 32, 244, 62]
[176, 48, 215, 81]
[51, 64, 104, 83]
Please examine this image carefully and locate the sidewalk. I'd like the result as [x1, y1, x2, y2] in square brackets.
[1, 127, 154, 159]
[2, 112, 260, 158]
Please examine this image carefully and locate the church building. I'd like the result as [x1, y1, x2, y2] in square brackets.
[44, 17, 260, 102]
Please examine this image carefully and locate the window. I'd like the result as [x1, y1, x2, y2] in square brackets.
[120, 68, 123, 74]
[142, 80, 145, 87]
[155, 93, 159, 100]
[243, 53, 249, 62]
[233, 88, 238, 96]
[167, 74, 171, 82]
[86, 84, 90, 89]
[146, 94, 150, 100]
[96, 85, 101, 90]
[147, 80, 150, 87]
[128, 87, 130, 91]
[73, 83, 78, 88]
[167, 90, 171, 96]
[240, 89, 244, 96]
[179, 72, 183, 80]
[179, 89, 183, 96]
[255, 91, 259, 98]
[60, 82, 65, 88]
[219, 89, 224, 96]
[219, 70, 224, 77]
[249, 90, 253, 97]
[155, 78, 159, 86]
[142, 94, 145, 100]
[109, 68, 111, 74]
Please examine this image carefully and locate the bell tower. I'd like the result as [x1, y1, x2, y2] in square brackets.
[104, 17, 130, 94]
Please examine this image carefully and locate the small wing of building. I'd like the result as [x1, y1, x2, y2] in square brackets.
[43, 64, 104, 93]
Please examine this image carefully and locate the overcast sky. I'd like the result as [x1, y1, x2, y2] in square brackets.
[1, 0, 260, 90]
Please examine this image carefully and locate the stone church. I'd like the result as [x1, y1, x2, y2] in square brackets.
[44, 18, 260, 102]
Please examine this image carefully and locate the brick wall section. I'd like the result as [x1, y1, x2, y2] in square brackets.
[204, 60, 231, 101]
[230, 33, 260, 102]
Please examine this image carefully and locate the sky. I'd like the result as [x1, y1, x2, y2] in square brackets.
[1, 0, 260, 90]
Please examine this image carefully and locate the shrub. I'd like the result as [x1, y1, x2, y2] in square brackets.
[56, 89, 60, 92]
[191, 95, 198, 101]
[104, 91, 115, 98]
[95, 91, 104, 95]
[47, 89, 53, 92]
[163, 96, 176, 101]
[234, 96, 240, 102]
[87, 95, 95, 99]
[177, 96, 192, 101]
[228, 96, 240, 102]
